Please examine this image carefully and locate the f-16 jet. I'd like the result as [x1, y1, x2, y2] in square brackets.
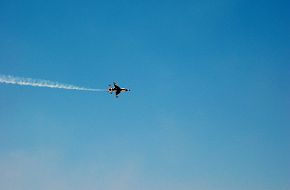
[108, 82, 130, 98]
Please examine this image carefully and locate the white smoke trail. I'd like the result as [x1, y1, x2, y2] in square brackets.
[0, 74, 106, 92]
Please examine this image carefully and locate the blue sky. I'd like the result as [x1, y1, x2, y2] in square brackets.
[0, 0, 289, 189]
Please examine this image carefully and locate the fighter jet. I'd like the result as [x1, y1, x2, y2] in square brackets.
[108, 82, 130, 98]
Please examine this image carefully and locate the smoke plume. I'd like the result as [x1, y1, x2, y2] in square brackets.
[0, 74, 105, 92]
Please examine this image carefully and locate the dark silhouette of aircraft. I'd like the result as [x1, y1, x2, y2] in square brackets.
[108, 82, 130, 98]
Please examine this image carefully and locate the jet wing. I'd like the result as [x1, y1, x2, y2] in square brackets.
[113, 82, 121, 90]
[115, 90, 121, 96]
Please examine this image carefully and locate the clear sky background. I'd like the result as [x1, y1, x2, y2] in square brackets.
[0, 0, 289, 189]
